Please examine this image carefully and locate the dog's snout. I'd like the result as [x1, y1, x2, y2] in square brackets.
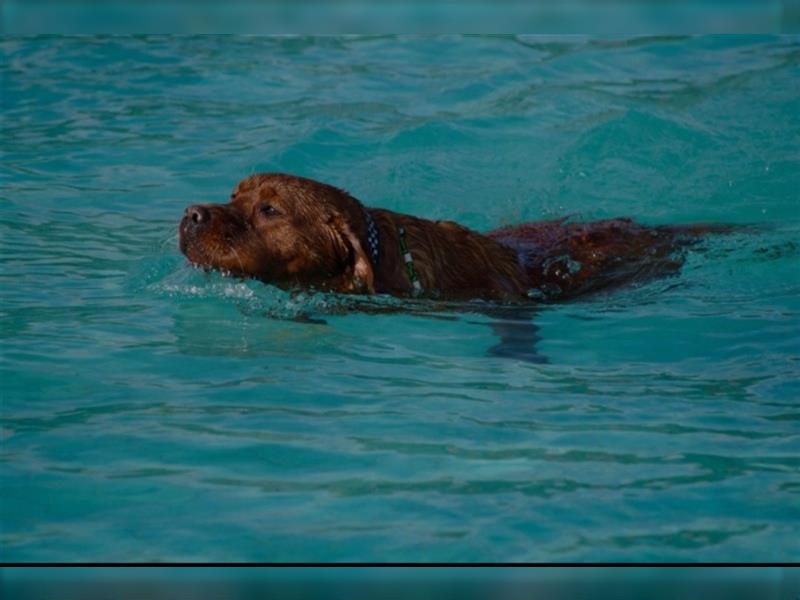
[185, 205, 211, 225]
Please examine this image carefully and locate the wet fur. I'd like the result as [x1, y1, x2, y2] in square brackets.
[179, 173, 726, 303]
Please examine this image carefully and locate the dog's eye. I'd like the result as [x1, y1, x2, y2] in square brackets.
[259, 204, 280, 217]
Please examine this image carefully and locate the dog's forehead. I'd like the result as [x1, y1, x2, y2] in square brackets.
[227, 177, 306, 218]
[233, 174, 267, 195]
[234, 174, 298, 197]
[229, 176, 280, 208]
[230, 174, 356, 221]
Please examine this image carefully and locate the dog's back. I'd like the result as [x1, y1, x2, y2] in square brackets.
[489, 218, 731, 300]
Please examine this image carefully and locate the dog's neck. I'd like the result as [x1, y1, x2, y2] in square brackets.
[364, 207, 528, 301]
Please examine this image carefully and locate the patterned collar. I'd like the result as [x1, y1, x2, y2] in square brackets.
[362, 207, 380, 268]
[361, 207, 423, 296]
[397, 225, 423, 296]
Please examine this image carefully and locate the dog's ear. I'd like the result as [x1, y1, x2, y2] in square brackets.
[329, 214, 375, 294]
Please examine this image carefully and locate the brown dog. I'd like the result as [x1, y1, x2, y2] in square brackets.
[179, 173, 725, 303]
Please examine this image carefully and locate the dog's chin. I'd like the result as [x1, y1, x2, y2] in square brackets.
[179, 238, 232, 276]
[177, 236, 296, 287]
[180, 248, 240, 279]
[186, 260, 250, 281]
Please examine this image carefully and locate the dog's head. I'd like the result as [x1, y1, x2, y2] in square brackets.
[179, 173, 375, 293]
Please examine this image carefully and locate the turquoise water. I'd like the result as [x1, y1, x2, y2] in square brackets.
[1, 35, 799, 562]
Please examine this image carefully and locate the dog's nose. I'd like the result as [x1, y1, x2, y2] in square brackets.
[184, 205, 211, 225]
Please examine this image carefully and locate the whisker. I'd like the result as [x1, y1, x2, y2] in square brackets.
[162, 233, 179, 246]
[229, 245, 246, 275]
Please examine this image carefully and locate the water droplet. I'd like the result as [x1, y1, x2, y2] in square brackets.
[565, 258, 582, 274]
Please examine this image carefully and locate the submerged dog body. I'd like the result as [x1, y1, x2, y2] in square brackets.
[179, 173, 718, 302]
